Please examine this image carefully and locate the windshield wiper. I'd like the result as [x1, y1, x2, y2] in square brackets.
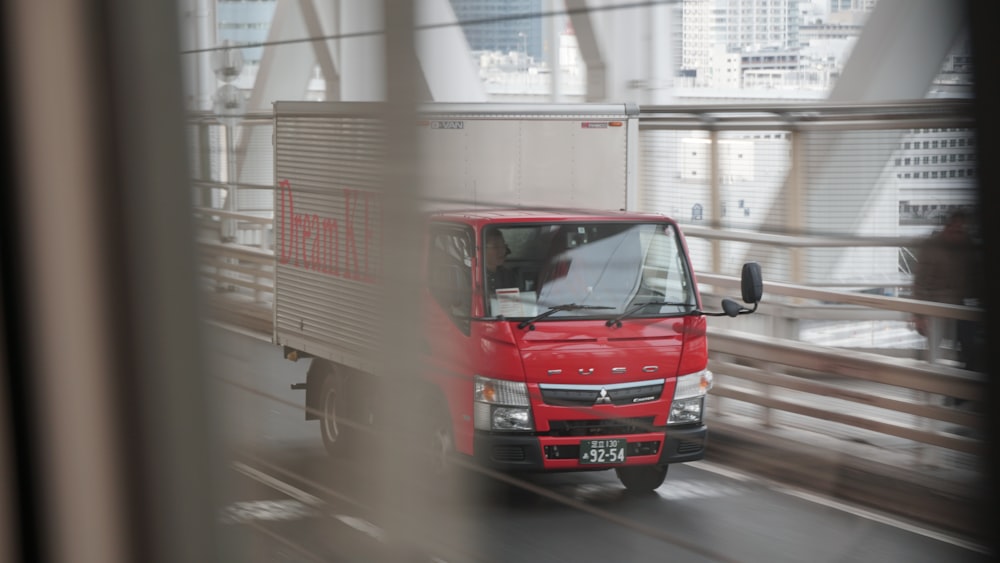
[605, 301, 697, 328]
[517, 303, 614, 330]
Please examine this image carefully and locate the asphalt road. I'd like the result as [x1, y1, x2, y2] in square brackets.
[203, 323, 990, 563]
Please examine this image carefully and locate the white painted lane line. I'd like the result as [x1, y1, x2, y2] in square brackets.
[230, 462, 457, 561]
[219, 499, 320, 525]
[690, 460, 989, 554]
[231, 462, 386, 542]
[333, 515, 386, 542]
[232, 462, 323, 507]
[656, 479, 750, 500]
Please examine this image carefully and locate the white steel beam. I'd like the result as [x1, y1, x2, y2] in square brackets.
[415, 0, 487, 102]
[177, 0, 217, 111]
[340, 0, 386, 100]
[830, 0, 967, 102]
[246, 0, 339, 109]
[565, 0, 607, 101]
[251, 0, 484, 103]
[565, 0, 679, 103]
[734, 0, 968, 281]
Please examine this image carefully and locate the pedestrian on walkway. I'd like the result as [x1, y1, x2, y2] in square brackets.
[911, 208, 984, 372]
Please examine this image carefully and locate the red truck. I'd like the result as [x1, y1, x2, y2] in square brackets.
[273, 103, 761, 491]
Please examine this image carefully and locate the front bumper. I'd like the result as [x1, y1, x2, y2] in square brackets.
[473, 425, 707, 471]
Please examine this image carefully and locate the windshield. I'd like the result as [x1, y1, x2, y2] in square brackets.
[483, 222, 696, 320]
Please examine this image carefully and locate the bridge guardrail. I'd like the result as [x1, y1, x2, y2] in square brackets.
[189, 100, 987, 538]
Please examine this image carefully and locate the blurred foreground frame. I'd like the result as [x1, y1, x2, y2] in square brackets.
[2, 1, 217, 563]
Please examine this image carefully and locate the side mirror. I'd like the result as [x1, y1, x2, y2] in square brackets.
[721, 299, 743, 317]
[741, 262, 763, 304]
[703, 262, 762, 318]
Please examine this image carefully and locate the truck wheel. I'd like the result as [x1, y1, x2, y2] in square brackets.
[319, 373, 351, 455]
[427, 411, 455, 477]
[410, 396, 454, 480]
[615, 465, 668, 492]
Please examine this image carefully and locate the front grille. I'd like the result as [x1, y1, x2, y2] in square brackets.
[539, 383, 664, 407]
[676, 439, 704, 454]
[491, 445, 527, 462]
[548, 417, 656, 437]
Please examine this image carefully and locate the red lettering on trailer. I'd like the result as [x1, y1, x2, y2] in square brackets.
[344, 190, 362, 281]
[277, 179, 298, 266]
[277, 179, 380, 283]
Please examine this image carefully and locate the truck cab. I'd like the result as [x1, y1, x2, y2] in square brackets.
[422, 209, 761, 491]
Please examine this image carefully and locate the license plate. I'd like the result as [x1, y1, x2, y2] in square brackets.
[579, 438, 627, 465]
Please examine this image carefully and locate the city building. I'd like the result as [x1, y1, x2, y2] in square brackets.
[897, 128, 978, 227]
[449, 0, 543, 60]
[681, 0, 801, 87]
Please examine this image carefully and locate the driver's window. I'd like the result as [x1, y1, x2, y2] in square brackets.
[484, 226, 541, 318]
[639, 225, 692, 304]
[427, 224, 473, 334]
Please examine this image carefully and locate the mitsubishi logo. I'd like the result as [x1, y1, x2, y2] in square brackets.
[595, 388, 612, 405]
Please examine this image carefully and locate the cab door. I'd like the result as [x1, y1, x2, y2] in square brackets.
[423, 223, 478, 454]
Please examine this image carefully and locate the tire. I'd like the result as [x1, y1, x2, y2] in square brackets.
[319, 372, 352, 456]
[413, 403, 464, 502]
[404, 392, 454, 476]
[426, 409, 455, 478]
[615, 465, 668, 492]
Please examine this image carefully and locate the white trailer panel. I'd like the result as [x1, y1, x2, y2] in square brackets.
[272, 102, 639, 368]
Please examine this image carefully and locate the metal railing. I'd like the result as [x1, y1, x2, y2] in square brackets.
[189, 100, 986, 535]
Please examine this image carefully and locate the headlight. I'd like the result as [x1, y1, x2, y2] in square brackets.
[668, 370, 712, 425]
[669, 396, 704, 425]
[492, 407, 532, 431]
[474, 375, 533, 431]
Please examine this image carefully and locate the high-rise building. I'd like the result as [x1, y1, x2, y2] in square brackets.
[449, 0, 543, 60]
[829, 0, 877, 13]
[681, 0, 801, 84]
